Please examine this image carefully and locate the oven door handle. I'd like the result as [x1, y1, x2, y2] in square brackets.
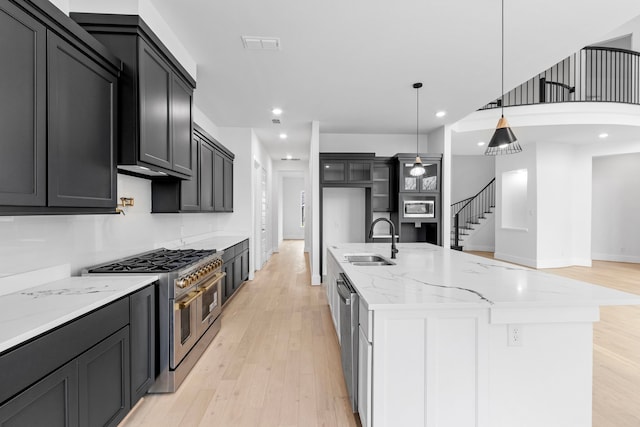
[201, 272, 226, 292]
[176, 290, 202, 309]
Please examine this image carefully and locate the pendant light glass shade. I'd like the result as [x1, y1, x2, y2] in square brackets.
[410, 156, 426, 176]
[484, 0, 521, 156]
[410, 82, 426, 177]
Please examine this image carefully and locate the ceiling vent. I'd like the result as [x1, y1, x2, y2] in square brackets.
[272, 118, 281, 124]
[242, 36, 281, 50]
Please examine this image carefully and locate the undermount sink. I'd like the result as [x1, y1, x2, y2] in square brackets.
[345, 254, 395, 266]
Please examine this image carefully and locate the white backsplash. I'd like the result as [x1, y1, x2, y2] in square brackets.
[0, 174, 239, 278]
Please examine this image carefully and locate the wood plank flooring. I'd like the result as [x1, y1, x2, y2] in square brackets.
[470, 251, 640, 427]
[122, 244, 640, 426]
[121, 240, 358, 427]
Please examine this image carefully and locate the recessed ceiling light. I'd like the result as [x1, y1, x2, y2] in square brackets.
[272, 108, 283, 116]
[279, 133, 288, 139]
[286, 154, 292, 160]
[598, 132, 609, 139]
[477, 141, 486, 146]
[435, 111, 447, 118]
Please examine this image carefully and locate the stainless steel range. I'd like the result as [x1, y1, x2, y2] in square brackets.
[84, 248, 224, 393]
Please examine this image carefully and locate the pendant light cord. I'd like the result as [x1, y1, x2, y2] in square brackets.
[416, 85, 419, 154]
[501, 0, 504, 118]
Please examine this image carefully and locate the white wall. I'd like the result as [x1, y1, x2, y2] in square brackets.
[494, 145, 538, 267]
[322, 188, 366, 275]
[0, 174, 243, 277]
[251, 130, 274, 271]
[320, 133, 419, 156]
[451, 156, 495, 203]
[592, 153, 640, 262]
[310, 121, 321, 284]
[282, 177, 305, 239]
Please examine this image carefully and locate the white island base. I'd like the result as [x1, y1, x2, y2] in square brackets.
[325, 243, 640, 427]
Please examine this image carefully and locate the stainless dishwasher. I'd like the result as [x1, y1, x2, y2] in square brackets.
[337, 273, 359, 412]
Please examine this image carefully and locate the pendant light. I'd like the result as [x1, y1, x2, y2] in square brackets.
[485, 0, 522, 156]
[410, 82, 426, 176]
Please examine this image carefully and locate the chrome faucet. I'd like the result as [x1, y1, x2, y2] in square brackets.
[368, 218, 398, 259]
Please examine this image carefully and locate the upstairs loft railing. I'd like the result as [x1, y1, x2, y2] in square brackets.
[451, 178, 495, 250]
[480, 46, 640, 109]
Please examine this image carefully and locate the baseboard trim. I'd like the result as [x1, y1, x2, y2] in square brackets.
[312, 274, 322, 285]
[463, 245, 495, 252]
[592, 253, 640, 264]
[494, 252, 536, 268]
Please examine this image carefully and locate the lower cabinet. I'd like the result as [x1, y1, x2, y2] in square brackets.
[78, 327, 130, 427]
[0, 360, 79, 427]
[0, 284, 156, 426]
[221, 239, 250, 304]
[358, 326, 372, 427]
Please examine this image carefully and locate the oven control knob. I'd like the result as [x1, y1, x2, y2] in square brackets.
[177, 278, 188, 288]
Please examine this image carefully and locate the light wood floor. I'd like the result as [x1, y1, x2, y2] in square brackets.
[470, 251, 640, 427]
[122, 245, 640, 427]
[121, 240, 358, 427]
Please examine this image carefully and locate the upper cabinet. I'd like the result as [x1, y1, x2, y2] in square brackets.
[151, 124, 235, 213]
[71, 13, 196, 180]
[0, 0, 121, 214]
[320, 153, 375, 186]
[398, 155, 441, 193]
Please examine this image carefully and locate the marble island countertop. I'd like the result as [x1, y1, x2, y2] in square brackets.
[0, 276, 157, 354]
[329, 243, 640, 310]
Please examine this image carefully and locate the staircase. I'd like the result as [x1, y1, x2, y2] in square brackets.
[451, 179, 495, 251]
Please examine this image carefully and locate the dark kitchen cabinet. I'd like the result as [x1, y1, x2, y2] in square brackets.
[0, 1, 46, 207]
[398, 155, 441, 193]
[372, 158, 395, 212]
[221, 239, 249, 304]
[0, 360, 79, 427]
[200, 141, 215, 212]
[78, 327, 130, 427]
[129, 285, 155, 407]
[71, 14, 196, 179]
[151, 124, 235, 213]
[47, 31, 117, 208]
[0, 283, 156, 426]
[320, 153, 375, 186]
[0, 0, 121, 215]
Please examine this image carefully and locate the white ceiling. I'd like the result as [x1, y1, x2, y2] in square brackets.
[148, 0, 640, 160]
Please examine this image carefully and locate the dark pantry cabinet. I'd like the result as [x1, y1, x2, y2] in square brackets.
[71, 13, 196, 179]
[0, 0, 121, 214]
[0, 284, 156, 427]
[151, 124, 235, 213]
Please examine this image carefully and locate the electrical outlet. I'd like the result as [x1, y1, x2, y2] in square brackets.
[508, 324, 523, 347]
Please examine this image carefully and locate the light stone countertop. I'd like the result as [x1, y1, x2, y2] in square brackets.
[329, 243, 640, 310]
[0, 275, 157, 353]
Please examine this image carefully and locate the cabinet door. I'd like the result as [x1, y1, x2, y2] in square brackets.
[130, 285, 155, 407]
[170, 75, 193, 177]
[47, 31, 117, 208]
[321, 160, 346, 183]
[138, 40, 172, 171]
[224, 261, 234, 301]
[180, 134, 200, 211]
[358, 326, 372, 427]
[0, 360, 79, 427]
[373, 163, 392, 212]
[240, 249, 249, 281]
[78, 327, 131, 427]
[223, 157, 233, 212]
[200, 142, 215, 211]
[0, 2, 46, 206]
[233, 255, 242, 291]
[347, 160, 372, 183]
[213, 150, 225, 212]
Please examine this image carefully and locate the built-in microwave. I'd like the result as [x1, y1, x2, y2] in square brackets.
[403, 200, 435, 218]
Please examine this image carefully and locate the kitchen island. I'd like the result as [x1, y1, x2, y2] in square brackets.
[326, 243, 640, 427]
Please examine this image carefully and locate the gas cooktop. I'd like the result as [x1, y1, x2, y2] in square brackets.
[88, 249, 217, 273]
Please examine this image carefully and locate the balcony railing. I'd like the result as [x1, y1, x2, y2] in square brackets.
[480, 46, 640, 109]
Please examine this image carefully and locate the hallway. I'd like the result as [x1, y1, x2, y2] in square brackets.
[121, 240, 358, 426]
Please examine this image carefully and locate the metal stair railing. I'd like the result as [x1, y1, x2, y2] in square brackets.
[451, 178, 496, 250]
